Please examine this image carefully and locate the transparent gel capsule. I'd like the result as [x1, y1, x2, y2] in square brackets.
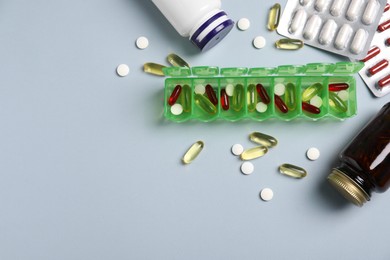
[205, 84, 218, 105]
[329, 91, 348, 113]
[181, 84, 192, 112]
[268, 3, 281, 31]
[285, 83, 296, 110]
[240, 146, 268, 161]
[279, 163, 307, 178]
[302, 83, 323, 102]
[274, 94, 288, 113]
[249, 132, 278, 148]
[232, 84, 244, 111]
[194, 93, 217, 114]
[275, 38, 304, 50]
[143, 62, 166, 76]
[182, 141, 204, 164]
[247, 84, 257, 112]
[256, 84, 270, 104]
[220, 89, 229, 110]
[167, 53, 190, 67]
[328, 83, 349, 92]
[168, 85, 182, 106]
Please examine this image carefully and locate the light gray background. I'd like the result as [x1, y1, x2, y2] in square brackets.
[1, 0, 389, 259]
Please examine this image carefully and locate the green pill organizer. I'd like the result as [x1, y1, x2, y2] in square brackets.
[163, 62, 364, 122]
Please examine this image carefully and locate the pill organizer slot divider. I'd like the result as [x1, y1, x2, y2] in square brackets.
[163, 62, 362, 122]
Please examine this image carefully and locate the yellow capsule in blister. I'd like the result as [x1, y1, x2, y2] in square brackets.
[275, 38, 304, 50]
[279, 163, 307, 178]
[329, 91, 348, 113]
[247, 84, 257, 112]
[182, 141, 204, 164]
[302, 83, 323, 101]
[249, 132, 278, 148]
[268, 3, 281, 31]
[285, 83, 297, 110]
[143, 62, 166, 76]
[167, 53, 190, 67]
[240, 146, 268, 161]
[194, 93, 217, 114]
[180, 84, 192, 112]
[232, 84, 244, 112]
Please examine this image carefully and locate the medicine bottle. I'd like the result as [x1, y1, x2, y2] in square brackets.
[328, 102, 390, 206]
[151, 0, 234, 51]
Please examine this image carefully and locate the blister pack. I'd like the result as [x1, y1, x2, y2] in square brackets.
[277, 0, 388, 59]
[357, 3, 390, 97]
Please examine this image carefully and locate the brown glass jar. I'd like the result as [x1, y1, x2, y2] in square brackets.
[328, 102, 390, 206]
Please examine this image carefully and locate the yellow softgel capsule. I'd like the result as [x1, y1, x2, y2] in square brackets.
[194, 94, 217, 114]
[247, 84, 257, 112]
[302, 83, 323, 102]
[182, 141, 204, 164]
[279, 163, 307, 178]
[167, 53, 190, 67]
[240, 146, 268, 161]
[329, 91, 348, 113]
[267, 3, 281, 31]
[275, 38, 304, 50]
[232, 84, 244, 111]
[143, 62, 166, 76]
[180, 84, 192, 112]
[249, 132, 278, 148]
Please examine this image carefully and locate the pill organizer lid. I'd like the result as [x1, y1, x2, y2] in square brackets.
[191, 66, 219, 76]
[275, 65, 305, 75]
[220, 67, 248, 76]
[330, 62, 364, 74]
[248, 67, 276, 76]
[162, 66, 191, 77]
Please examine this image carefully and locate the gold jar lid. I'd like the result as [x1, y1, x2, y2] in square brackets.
[327, 169, 370, 207]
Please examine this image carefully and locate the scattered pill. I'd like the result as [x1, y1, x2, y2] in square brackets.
[268, 3, 281, 31]
[136, 36, 149, 49]
[337, 90, 349, 101]
[143, 62, 166, 76]
[275, 38, 304, 50]
[249, 132, 278, 148]
[279, 163, 307, 178]
[116, 64, 129, 77]
[241, 162, 254, 175]
[182, 141, 204, 164]
[225, 84, 234, 96]
[194, 84, 206, 94]
[167, 53, 190, 67]
[237, 18, 250, 31]
[260, 188, 274, 201]
[240, 146, 268, 161]
[274, 83, 286, 96]
[307, 147, 320, 160]
[256, 102, 268, 113]
[310, 95, 323, 108]
[170, 103, 183, 115]
[232, 144, 244, 156]
[253, 36, 266, 49]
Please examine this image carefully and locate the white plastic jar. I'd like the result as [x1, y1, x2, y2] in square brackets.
[151, 0, 234, 51]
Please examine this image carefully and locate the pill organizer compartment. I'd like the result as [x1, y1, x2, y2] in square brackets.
[277, 0, 388, 59]
[162, 62, 363, 122]
[300, 77, 328, 119]
[246, 74, 275, 120]
[164, 75, 193, 122]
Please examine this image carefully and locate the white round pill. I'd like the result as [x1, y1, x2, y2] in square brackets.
[337, 90, 349, 101]
[231, 144, 244, 156]
[241, 162, 254, 175]
[237, 18, 250, 31]
[170, 104, 183, 115]
[274, 83, 286, 96]
[136, 36, 149, 49]
[116, 64, 129, 77]
[256, 102, 268, 113]
[194, 84, 206, 94]
[260, 188, 274, 201]
[310, 95, 323, 108]
[307, 147, 320, 161]
[225, 84, 234, 96]
[253, 36, 266, 49]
